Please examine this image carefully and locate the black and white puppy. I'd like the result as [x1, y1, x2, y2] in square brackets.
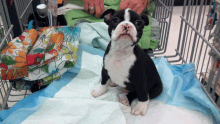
[91, 8, 163, 116]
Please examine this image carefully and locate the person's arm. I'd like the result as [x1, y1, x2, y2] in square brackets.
[120, 0, 150, 14]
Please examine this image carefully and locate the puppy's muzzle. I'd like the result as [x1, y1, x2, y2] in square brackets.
[122, 24, 132, 32]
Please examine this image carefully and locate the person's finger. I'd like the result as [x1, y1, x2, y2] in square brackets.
[83, 0, 89, 12]
[132, 6, 139, 14]
[136, 6, 145, 14]
[132, 4, 143, 14]
[89, 3, 95, 15]
[120, 2, 128, 10]
[137, 0, 148, 14]
[145, 0, 149, 5]
[120, 0, 129, 10]
[100, 0, 105, 14]
[129, 2, 137, 10]
[95, 2, 102, 17]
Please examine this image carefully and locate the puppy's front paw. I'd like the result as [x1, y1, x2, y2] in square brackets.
[131, 101, 149, 116]
[91, 86, 107, 98]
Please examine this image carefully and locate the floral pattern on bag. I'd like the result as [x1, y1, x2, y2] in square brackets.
[0, 26, 80, 85]
[0, 29, 39, 80]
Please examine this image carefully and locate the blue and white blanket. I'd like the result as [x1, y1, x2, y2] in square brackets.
[0, 44, 219, 124]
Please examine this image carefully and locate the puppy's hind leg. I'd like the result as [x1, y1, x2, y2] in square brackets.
[109, 80, 117, 87]
[126, 92, 137, 105]
[118, 93, 129, 106]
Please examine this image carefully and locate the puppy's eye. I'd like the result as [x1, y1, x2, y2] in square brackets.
[113, 17, 120, 23]
[135, 21, 142, 26]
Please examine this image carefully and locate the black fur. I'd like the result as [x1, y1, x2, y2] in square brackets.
[101, 42, 111, 85]
[126, 45, 163, 102]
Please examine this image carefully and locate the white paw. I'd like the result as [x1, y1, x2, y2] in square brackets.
[131, 101, 149, 116]
[118, 93, 129, 106]
[91, 85, 107, 98]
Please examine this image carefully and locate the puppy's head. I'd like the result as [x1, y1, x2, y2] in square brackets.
[101, 9, 149, 46]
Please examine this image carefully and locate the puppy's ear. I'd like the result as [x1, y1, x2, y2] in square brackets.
[100, 9, 116, 25]
[140, 14, 149, 26]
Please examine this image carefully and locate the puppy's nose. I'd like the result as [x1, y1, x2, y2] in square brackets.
[122, 25, 131, 30]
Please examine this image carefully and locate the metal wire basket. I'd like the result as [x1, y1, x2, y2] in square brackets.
[165, 0, 220, 111]
[0, 0, 219, 113]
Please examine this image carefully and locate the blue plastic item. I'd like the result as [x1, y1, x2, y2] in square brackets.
[28, 20, 35, 30]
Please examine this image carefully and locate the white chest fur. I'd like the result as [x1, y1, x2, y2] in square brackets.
[104, 46, 136, 87]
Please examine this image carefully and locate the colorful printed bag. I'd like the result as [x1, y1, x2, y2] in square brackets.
[0, 26, 80, 90]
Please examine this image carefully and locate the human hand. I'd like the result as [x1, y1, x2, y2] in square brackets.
[83, 0, 105, 18]
[120, 0, 149, 14]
